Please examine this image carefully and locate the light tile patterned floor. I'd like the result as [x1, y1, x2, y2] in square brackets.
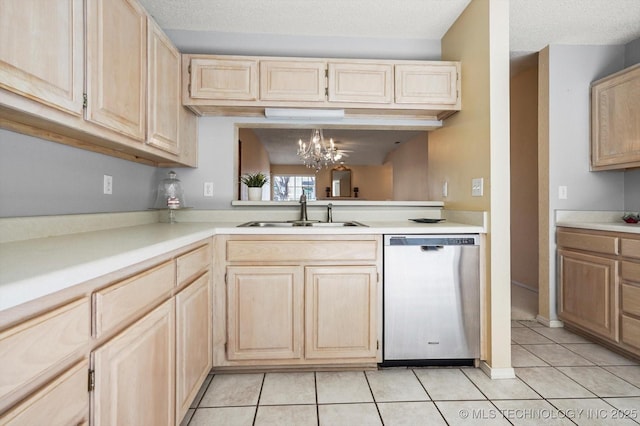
[183, 322, 640, 425]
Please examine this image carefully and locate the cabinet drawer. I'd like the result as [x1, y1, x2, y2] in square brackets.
[621, 283, 640, 316]
[0, 298, 89, 400]
[177, 243, 211, 287]
[0, 360, 89, 425]
[622, 261, 640, 283]
[226, 240, 378, 263]
[622, 239, 640, 260]
[621, 314, 640, 350]
[93, 261, 175, 337]
[557, 230, 618, 255]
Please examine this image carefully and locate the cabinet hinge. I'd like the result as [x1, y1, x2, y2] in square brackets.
[224, 273, 227, 284]
[82, 93, 87, 109]
[325, 87, 329, 97]
[88, 369, 95, 392]
[188, 64, 191, 74]
[188, 83, 191, 95]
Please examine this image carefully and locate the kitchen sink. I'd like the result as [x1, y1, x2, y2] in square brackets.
[238, 220, 367, 227]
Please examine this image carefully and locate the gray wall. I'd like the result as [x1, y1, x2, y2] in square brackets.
[624, 37, 640, 211]
[0, 129, 157, 217]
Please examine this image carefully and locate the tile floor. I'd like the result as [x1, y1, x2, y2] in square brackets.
[182, 321, 640, 425]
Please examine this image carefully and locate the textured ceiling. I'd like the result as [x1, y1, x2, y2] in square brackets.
[139, 0, 640, 52]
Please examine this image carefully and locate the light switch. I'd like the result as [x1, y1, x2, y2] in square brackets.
[471, 178, 483, 197]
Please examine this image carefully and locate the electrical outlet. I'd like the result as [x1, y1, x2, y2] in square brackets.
[103, 175, 113, 195]
[442, 181, 448, 198]
[204, 182, 214, 197]
[558, 185, 568, 200]
[471, 178, 483, 197]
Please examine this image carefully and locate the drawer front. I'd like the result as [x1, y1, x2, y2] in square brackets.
[622, 261, 640, 283]
[622, 239, 640, 260]
[93, 261, 175, 337]
[226, 240, 378, 263]
[0, 360, 89, 425]
[557, 230, 618, 255]
[621, 314, 640, 350]
[0, 298, 89, 400]
[621, 283, 640, 316]
[177, 243, 211, 287]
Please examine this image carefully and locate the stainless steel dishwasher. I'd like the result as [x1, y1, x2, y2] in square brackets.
[383, 234, 480, 366]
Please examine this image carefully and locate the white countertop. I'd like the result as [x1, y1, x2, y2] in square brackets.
[555, 210, 640, 235]
[0, 219, 484, 312]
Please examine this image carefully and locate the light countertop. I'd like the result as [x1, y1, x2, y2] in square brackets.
[555, 210, 640, 235]
[0, 219, 484, 312]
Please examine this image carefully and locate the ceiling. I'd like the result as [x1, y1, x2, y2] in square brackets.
[139, 0, 640, 166]
[139, 0, 640, 53]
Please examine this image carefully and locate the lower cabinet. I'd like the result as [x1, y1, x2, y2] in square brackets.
[226, 266, 303, 361]
[305, 266, 378, 360]
[558, 249, 618, 341]
[92, 298, 175, 426]
[175, 272, 212, 424]
[558, 227, 640, 358]
[217, 235, 382, 368]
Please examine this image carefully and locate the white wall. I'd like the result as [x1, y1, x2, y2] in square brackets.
[542, 44, 627, 322]
[0, 129, 157, 217]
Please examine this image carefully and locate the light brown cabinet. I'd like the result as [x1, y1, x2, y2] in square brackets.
[0, 0, 198, 168]
[85, 0, 147, 141]
[214, 235, 382, 369]
[92, 299, 175, 426]
[305, 266, 378, 360]
[558, 227, 640, 358]
[0, 238, 213, 425]
[147, 18, 181, 155]
[0, 0, 84, 116]
[175, 272, 212, 424]
[226, 266, 303, 361]
[184, 54, 461, 120]
[189, 57, 259, 101]
[591, 64, 640, 171]
[259, 60, 326, 102]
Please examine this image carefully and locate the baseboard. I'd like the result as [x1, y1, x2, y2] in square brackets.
[511, 280, 538, 293]
[479, 361, 515, 379]
[536, 314, 564, 328]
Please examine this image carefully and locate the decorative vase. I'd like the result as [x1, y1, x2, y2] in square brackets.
[248, 187, 263, 201]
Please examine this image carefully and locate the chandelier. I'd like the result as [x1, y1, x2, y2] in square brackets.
[297, 129, 342, 172]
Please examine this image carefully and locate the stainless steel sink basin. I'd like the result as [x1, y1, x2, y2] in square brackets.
[238, 220, 367, 227]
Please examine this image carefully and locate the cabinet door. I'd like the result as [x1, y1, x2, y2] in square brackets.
[92, 299, 175, 426]
[226, 266, 303, 361]
[0, 0, 83, 115]
[86, 0, 147, 140]
[305, 266, 378, 360]
[0, 360, 88, 426]
[395, 63, 459, 105]
[147, 18, 180, 155]
[558, 249, 618, 341]
[176, 272, 212, 424]
[189, 58, 258, 100]
[260, 60, 326, 102]
[328, 62, 392, 104]
[591, 64, 640, 170]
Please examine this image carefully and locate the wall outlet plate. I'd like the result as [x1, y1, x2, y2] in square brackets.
[103, 175, 113, 195]
[204, 182, 214, 197]
[471, 178, 483, 197]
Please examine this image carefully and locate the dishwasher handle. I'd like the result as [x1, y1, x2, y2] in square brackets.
[421, 245, 444, 251]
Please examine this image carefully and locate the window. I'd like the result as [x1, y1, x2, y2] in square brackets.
[272, 175, 316, 201]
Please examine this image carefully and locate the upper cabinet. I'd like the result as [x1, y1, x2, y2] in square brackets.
[85, 0, 147, 141]
[190, 57, 259, 101]
[183, 55, 461, 120]
[0, 0, 198, 167]
[591, 64, 640, 171]
[0, 0, 84, 116]
[147, 18, 181, 155]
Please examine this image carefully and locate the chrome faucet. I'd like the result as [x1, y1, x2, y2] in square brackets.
[299, 193, 308, 221]
[327, 203, 333, 223]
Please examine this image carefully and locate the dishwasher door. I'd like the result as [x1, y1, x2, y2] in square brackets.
[383, 235, 480, 364]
